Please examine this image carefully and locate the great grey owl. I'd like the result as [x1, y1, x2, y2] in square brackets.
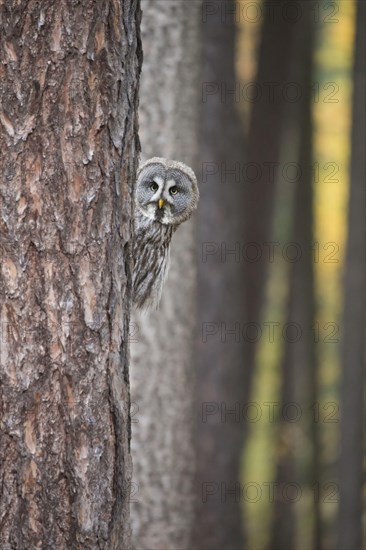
[132, 157, 199, 309]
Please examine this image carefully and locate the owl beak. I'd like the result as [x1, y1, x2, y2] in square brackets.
[158, 199, 164, 209]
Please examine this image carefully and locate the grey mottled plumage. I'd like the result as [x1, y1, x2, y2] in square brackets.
[132, 157, 199, 309]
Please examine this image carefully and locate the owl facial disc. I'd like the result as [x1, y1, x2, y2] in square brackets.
[135, 157, 199, 226]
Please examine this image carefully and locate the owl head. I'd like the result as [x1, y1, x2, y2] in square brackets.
[135, 157, 199, 225]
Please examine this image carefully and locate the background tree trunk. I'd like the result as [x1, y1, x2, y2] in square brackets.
[0, 1, 142, 548]
[130, 1, 201, 548]
[337, 1, 365, 547]
[192, 3, 247, 549]
[243, 0, 296, 398]
[271, 4, 319, 549]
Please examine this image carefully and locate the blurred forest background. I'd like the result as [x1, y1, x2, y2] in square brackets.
[132, 1, 364, 549]
[233, 1, 364, 549]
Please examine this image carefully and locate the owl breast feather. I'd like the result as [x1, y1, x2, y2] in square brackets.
[132, 211, 174, 309]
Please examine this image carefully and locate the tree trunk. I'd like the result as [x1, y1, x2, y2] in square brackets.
[271, 4, 319, 549]
[243, 0, 296, 396]
[337, 1, 365, 548]
[192, 3, 247, 549]
[0, 1, 142, 548]
[130, 1, 201, 548]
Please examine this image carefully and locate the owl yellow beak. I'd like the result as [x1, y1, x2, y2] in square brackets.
[158, 199, 164, 209]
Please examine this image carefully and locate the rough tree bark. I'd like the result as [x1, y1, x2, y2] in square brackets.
[192, 3, 247, 549]
[0, 1, 141, 548]
[337, 1, 365, 548]
[130, 1, 201, 549]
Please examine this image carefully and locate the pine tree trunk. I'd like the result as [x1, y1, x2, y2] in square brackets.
[337, 1, 365, 547]
[130, 1, 201, 548]
[0, 1, 142, 548]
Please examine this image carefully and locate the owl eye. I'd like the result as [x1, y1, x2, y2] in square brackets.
[150, 182, 159, 192]
[169, 186, 178, 195]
